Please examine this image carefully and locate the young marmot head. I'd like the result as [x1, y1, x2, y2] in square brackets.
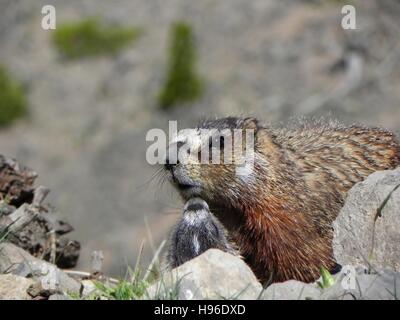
[164, 117, 262, 208]
[165, 197, 237, 269]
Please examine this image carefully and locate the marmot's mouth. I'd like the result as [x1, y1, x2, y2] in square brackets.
[168, 170, 202, 194]
[177, 183, 203, 199]
[177, 183, 195, 190]
[174, 179, 202, 194]
[172, 175, 199, 190]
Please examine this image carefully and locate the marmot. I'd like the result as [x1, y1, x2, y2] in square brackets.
[163, 117, 400, 283]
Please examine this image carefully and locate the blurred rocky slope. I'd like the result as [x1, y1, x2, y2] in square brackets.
[0, 0, 399, 275]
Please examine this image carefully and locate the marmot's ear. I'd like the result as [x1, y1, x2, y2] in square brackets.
[242, 117, 260, 146]
[242, 117, 260, 131]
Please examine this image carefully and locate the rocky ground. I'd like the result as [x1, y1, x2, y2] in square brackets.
[1, 158, 399, 300]
[1, 0, 400, 275]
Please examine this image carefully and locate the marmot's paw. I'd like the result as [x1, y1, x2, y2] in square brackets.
[165, 197, 237, 269]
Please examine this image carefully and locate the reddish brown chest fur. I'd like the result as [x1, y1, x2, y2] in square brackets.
[237, 204, 336, 283]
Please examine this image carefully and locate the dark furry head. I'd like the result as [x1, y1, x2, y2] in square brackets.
[165, 198, 237, 269]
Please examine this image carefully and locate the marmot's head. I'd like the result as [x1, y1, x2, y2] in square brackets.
[164, 117, 264, 205]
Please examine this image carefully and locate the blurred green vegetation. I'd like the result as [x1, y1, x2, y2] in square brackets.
[52, 19, 141, 59]
[0, 67, 28, 127]
[158, 22, 204, 109]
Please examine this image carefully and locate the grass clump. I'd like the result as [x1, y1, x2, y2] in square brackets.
[68, 239, 183, 300]
[318, 266, 336, 289]
[92, 277, 149, 300]
[74, 272, 183, 300]
[69, 268, 150, 300]
[71, 268, 183, 300]
[53, 19, 140, 59]
[0, 67, 27, 127]
[158, 21, 204, 109]
[67, 243, 183, 300]
[147, 272, 184, 300]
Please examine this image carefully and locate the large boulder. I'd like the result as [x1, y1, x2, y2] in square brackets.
[333, 168, 400, 272]
[147, 249, 263, 300]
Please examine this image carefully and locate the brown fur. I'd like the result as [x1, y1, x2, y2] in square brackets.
[170, 118, 400, 283]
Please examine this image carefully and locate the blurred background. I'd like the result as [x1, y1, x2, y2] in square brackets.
[0, 0, 399, 276]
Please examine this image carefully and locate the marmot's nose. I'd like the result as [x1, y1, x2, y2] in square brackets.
[164, 163, 172, 171]
[164, 141, 184, 171]
[164, 157, 179, 171]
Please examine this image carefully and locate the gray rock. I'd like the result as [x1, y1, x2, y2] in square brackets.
[260, 266, 400, 300]
[81, 280, 97, 297]
[320, 268, 400, 300]
[0, 242, 37, 274]
[0, 274, 34, 300]
[25, 260, 81, 297]
[0, 242, 81, 296]
[147, 249, 263, 300]
[262, 280, 321, 300]
[333, 168, 400, 272]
